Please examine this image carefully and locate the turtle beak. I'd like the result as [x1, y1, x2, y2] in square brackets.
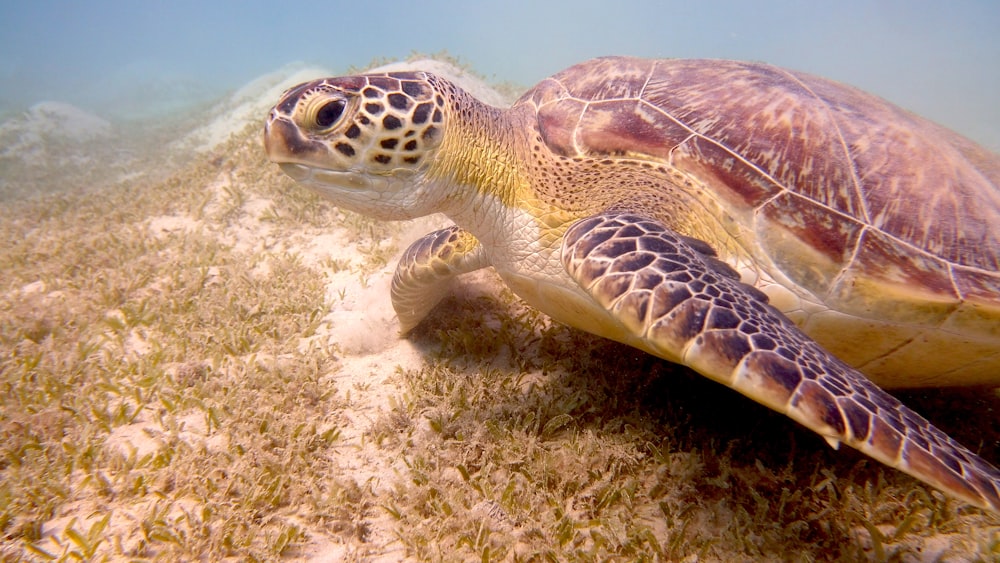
[263, 109, 281, 157]
[263, 108, 324, 166]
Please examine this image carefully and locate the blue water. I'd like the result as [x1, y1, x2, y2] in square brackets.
[1, 0, 998, 148]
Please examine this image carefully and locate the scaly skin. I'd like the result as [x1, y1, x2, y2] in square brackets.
[562, 213, 1000, 512]
[391, 226, 488, 332]
[263, 58, 1000, 513]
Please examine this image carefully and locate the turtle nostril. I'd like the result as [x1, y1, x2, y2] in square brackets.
[316, 99, 346, 128]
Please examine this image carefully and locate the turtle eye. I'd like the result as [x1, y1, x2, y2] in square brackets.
[315, 99, 346, 129]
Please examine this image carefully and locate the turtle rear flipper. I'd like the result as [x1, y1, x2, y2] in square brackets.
[562, 211, 1000, 513]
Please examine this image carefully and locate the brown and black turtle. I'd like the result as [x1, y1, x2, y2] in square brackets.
[263, 56, 1000, 512]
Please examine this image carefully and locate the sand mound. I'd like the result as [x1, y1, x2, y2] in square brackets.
[178, 58, 518, 155]
[0, 101, 112, 161]
[176, 63, 334, 153]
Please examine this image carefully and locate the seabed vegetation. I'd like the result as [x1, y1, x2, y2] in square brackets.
[1, 56, 999, 561]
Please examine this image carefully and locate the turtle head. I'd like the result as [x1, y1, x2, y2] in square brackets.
[264, 72, 448, 219]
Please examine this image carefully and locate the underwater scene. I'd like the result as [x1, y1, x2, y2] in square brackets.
[2, 1, 999, 560]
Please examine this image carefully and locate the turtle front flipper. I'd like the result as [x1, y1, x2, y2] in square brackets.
[392, 226, 490, 333]
[562, 212, 1000, 513]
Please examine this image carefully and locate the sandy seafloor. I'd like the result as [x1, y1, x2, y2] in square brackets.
[1, 56, 999, 561]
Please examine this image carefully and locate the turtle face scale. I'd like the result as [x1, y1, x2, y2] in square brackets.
[265, 72, 448, 219]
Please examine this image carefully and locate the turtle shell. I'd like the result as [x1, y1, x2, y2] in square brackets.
[519, 56, 1000, 385]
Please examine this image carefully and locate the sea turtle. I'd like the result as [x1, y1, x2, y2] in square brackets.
[263, 57, 1000, 513]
